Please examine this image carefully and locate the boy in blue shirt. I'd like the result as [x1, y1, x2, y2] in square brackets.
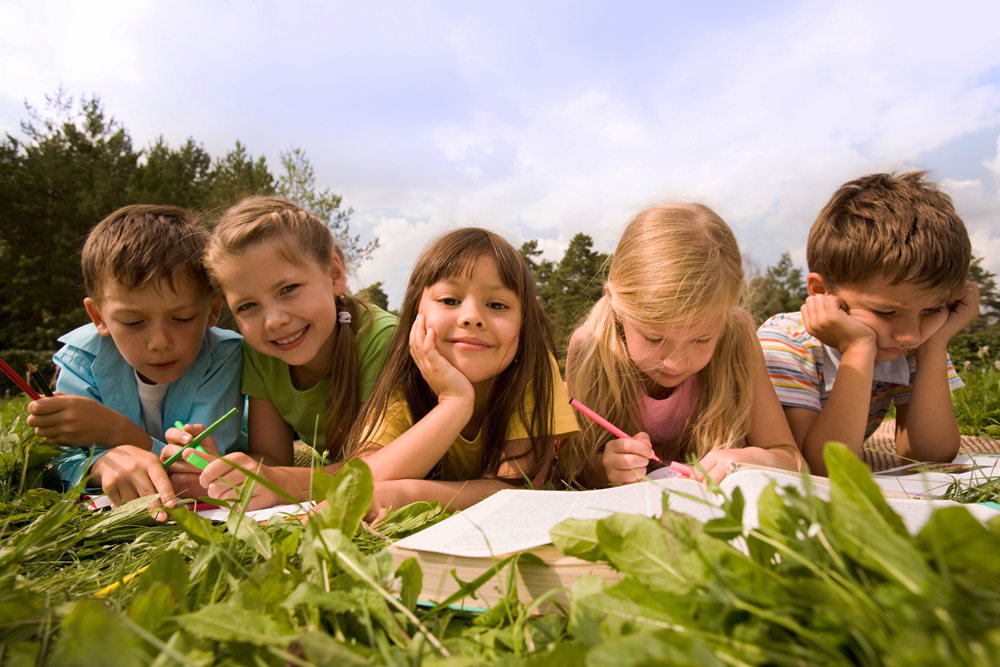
[26, 205, 245, 515]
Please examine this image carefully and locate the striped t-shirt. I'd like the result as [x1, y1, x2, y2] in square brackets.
[757, 312, 963, 440]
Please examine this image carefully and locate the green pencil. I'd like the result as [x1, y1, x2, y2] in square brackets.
[162, 407, 239, 469]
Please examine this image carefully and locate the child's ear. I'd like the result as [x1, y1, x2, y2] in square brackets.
[329, 253, 348, 295]
[806, 273, 830, 297]
[84, 297, 112, 337]
[207, 297, 222, 328]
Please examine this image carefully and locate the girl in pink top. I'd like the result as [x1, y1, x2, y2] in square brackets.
[561, 203, 802, 487]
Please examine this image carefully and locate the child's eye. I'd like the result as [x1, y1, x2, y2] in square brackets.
[873, 310, 895, 319]
[487, 302, 509, 311]
[643, 335, 663, 344]
[694, 338, 711, 345]
[173, 316, 196, 323]
[923, 306, 945, 315]
[280, 284, 299, 296]
[119, 320, 143, 328]
[236, 302, 257, 313]
[438, 297, 460, 306]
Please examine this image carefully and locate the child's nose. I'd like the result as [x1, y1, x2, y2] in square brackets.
[264, 305, 290, 330]
[460, 303, 485, 328]
[893, 319, 921, 345]
[147, 324, 171, 351]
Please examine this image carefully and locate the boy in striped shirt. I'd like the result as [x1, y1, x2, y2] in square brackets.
[758, 172, 978, 475]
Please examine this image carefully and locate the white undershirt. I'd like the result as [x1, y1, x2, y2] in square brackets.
[135, 370, 169, 439]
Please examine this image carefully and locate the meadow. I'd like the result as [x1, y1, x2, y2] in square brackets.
[1, 371, 1000, 664]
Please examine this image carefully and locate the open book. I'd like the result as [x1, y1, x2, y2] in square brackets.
[389, 468, 1000, 610]
[871, 452, 1000, 498]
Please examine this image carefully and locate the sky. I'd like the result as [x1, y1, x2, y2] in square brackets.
[2, 0, 999, 308]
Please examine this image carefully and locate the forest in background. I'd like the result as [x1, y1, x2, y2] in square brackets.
[2, 91, 999, 394]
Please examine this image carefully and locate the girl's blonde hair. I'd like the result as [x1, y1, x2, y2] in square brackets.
[345, 228, 556, 482]
[558, 203, 758, 487]
[205, 196, 372, 459]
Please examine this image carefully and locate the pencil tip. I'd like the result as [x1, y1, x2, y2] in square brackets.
[26, 362, 37, 373]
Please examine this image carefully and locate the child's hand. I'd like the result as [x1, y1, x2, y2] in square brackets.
[364, 480, 414, 524]
[924, 281, 980, 348]
[90, 445, 176, 521]
[694, 446, 787, 484]
[409, 313, 474, 405]
[800, 294, 877, 354]
[198, 453, 284, 511]
[27, 394, 149, 448]
[162, 424, 221, 499]
[602, 432, 655, 486]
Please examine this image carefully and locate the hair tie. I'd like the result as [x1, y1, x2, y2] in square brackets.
[338, 311, 352, 324]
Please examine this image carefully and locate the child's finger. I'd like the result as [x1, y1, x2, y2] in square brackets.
[147, 465, 176, 508]
[165, 426, 193, 445]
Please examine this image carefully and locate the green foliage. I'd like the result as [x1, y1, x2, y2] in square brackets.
[951, 367, 1000, 438]
[968, 256, 1000, 331]
[357, 281, 391, 311]
[746, 251, 808, 324]
[0, 91, 371, 355]
[520, 235, 609, 357]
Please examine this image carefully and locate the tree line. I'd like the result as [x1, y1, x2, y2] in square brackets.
[3, 90, 996, 391]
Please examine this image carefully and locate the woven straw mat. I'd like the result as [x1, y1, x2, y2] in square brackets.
[863, 420, 1000, 472]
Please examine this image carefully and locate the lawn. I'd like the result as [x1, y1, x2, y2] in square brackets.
[2, 374, 1000, 664]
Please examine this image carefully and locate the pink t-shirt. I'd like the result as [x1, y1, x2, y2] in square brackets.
[639, 375, 697, 461]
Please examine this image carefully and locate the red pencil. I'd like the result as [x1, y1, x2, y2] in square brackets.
[0, 355, 41, 400]
[569, 397, 664, 463]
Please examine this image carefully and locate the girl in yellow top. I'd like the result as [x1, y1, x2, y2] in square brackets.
[559, 203, 802, 488]
[346, 228, 579, 517]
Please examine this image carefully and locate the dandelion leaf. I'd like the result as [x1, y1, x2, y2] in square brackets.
[48, 599, 145, 667]
[128, 581, 175, 633]
[918, 505, 1000, 579]
[173, 603, 296, 645]
[311, 458, 373, 538]
[282, 582, 360, 613]
[297, 629, 371, 666]
[826, 442, 935, 595]
[166, 506, 220, 546]
[395, 556, 423, 611]
[133, 549, 188, 606]
[225, 509, 272, 559]
[585, 630, 727, 667]
[551, 517, 605, 562]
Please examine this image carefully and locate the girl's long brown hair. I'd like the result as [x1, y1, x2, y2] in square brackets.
[558, 203, 757, 487]
[205, 196, 373, 459]
[346, 228, 556, 482]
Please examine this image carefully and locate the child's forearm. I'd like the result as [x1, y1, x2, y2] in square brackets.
[801, 346, 876, 476]
[363, 397, 473, 482]
[377, 478, 521, 513]
[897, 341, 960, 462]
[104, 411, 155, 450]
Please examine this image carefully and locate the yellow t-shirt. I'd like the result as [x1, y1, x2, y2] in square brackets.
[365, 354, 579, 480]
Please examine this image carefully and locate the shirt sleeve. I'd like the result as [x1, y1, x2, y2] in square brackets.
[49, 345, 108, 490]
[757, 319, 823, 413]
[174, 335, 247, 455]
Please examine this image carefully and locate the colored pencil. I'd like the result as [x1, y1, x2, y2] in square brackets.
[569, 397, 663, 463]
[0, 355, 41, 400]
[26, 362, 54, 397]
[162, 407, 238, 469]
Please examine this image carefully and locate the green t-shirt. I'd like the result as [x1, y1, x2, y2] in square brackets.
[241, 305, 397, 448]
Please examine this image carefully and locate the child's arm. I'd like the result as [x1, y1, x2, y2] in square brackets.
[894, 281, 979, 462]
[359, 314, 476, 482]
[90, 445, 176, 519]
[697, 345, 802, 483]
[27, 394, 152, 450]
[366, 437, 554, 520]
[792, 294, 878, 476]
[245, 397, 296, 466]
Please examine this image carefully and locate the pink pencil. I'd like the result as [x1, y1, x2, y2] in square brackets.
[569, 398, 663, 463]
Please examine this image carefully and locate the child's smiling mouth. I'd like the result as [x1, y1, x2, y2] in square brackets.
[449, 337, 492, 351]
[273, 326, 309, 348]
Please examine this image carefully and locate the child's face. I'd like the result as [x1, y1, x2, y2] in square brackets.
[84, 276, 221, 385]
[417, 256, 522, 387]
[215, 244, 346, 376]
[621, 312, 725, 395]
[813, 275, 952, 362]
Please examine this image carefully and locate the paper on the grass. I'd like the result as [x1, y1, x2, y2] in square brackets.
[196, 501, 315, 522]
[391, 469, 1000, 558]
[872, 453, 1000, 498]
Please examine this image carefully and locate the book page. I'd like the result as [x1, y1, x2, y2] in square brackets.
[196, 502, 315, 522]
[872, 453, 1000, 498]
[394, 479, 716, 558]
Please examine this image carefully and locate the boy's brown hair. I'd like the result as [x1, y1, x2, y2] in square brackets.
[82, 205, 212, 301]
[807, 171, 971, 293]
